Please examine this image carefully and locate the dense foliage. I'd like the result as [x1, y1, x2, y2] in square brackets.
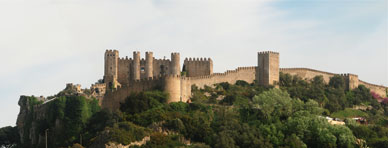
[279, 73, 388, 147]
[0, 126, 19, 148]
[2, 73, 388, 147]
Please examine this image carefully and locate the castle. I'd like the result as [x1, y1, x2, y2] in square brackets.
[95, 50, 387, 109]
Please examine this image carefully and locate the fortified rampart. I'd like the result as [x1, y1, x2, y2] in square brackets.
[102, 76, 164, 109]
[280, 68, 387, 97]
[99, 50, 387, 110]
[188, 66, 256, 89]
[183, 58, 213, 77]
[359, 80, 387, 97]
[101, 66, 257, 109]
[104, 50, 181, 90]
[280, 68, 336, 83]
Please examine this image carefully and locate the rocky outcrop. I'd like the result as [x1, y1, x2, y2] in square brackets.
[16, 96, 48, 147]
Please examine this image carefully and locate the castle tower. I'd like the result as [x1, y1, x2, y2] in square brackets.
[183, 57, 213, 77]
[104, 49, 119, 89]
[170, 52, 181, 76]
[256, 51, 279, 86]
[342, 73, 359, 90]
[132, 51, 141, 80]
[145, 52, 154, 78]
[164, 75, 181, 103]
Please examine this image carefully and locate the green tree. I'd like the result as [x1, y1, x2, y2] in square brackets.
[120, 91, 167, 114]
[0, 126, 19, 148]
[64, 96, 90, 144]
[252, 89, 292, 121]
[351, 85, 373, 105]
[329, 75, 346, 89]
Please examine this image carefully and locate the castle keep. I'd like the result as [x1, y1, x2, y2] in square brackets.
[99, 50, 388, 109]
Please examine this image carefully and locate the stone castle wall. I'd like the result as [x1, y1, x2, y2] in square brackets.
[359, 80, 387, 97]
[280, 68, 387, 97]
[102, 65, 387, 110]
[153, 59, 172, 76]
[280, 68, 336, 83]
[188, 66, 256, 89]
[102, 77, 165, 109]
[183, 58, 213, 77]
[101, 50, 387, 110]
[101, 67, 257, 109]
[111, 51, 180, 87]
[118, 57, 131, 85]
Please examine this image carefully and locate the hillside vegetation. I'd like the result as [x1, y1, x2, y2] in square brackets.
[1, 73, 388, 147]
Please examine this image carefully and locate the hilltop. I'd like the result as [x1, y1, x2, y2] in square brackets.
[1, 50, 388, 148]
[1, 73, 388, 147]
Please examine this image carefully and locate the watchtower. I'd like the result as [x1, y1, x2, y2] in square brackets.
[341, 73, 359, 90]
[183, 57, 213, 77]
[170, 53, 181, 76]
[145, 52, 154, 78]
[104, 49, 119, 89]
[132, 51, 141, 80]
[256, 51, 279, 86]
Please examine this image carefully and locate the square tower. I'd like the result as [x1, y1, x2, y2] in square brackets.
[104, 50, 120, 89]
[342, 73, 359, 90]
[183, 58, 213, 77]
[256, 51, 279, 86]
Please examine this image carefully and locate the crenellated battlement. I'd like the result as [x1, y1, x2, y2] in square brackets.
[105, 49, 119, 56]
[102, 50, 387, 110]
[183, 56, 213, 77]
[154, 59, 171, 62]
[105, 49, 118, 53]
[280, 68, 337, 76]
[171, 52, 180, 56]
[188, 66, 256, 80]
[184, 57, 212, 62]
[118, 56, 132, 61]
[258, 51, 279, 55]
[340, 73, 358, 77]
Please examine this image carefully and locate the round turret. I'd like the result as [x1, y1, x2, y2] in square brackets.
[133, 51, 141, 80]
[145, 52, 154, 78]
[170, 52, 181, 76]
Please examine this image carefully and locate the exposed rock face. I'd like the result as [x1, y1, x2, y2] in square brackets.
[16, 96, 29, 144]
[16, 96, 48, 147]
[15, 83, 98, 148]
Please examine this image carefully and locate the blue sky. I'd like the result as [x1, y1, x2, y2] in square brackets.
[0, 0, 387, 127]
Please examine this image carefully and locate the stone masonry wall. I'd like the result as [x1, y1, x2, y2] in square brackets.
[102, 66, 257, 110]
[280, 68, 387, 97]
[280, 68, 336, 83]
[118, 58, 131, 86]
[153, 59, 171, 76]
[183, 58, 213, 77]
[102, 77, 164, 109]
[359, 80, 387, 97]
[104, 51, 387, 110]
[188, 66, 256, 89]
